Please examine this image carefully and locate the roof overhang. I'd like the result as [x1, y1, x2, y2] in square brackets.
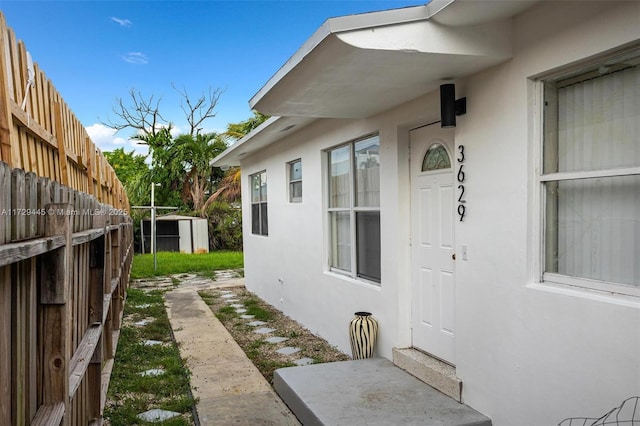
[213, 115, 315, 167]
[213, 0, 539, 167]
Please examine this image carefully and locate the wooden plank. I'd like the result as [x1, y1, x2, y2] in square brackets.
[53, 102, 69, 186]
[85, 138, 93, 196]
[10, 165, 25, 242]
[40, 203, 71, 426]
[88, 332, 103, 421]
[0, 265, 10, 425]
[0, 235, 65, 267]
[71, 228, 104, 246]
[9, 101, 58, 149]
[25, 171, 37, 237]
[0, 161, 11, 242]
[0, 161, 11, 425]
[68, 324, 101, 398]
[40, 204, 71, 304]
[25, 256, 37, 421]
[31, 402, 65, 426]
[0, 15, 14, 165]
[12, 262, 26, 425]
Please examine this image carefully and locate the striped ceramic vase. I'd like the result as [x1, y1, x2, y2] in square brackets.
[349, 312, 378, 359]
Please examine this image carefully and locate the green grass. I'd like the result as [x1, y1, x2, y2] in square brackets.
[104, 289, 195, 425]
[131, 251, 244, 279]
[243, 296, 274, 321]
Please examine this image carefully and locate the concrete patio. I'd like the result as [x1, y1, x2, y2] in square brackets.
[158, 272, 491, 425]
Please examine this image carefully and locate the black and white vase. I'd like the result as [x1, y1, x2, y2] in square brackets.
[349, 311, 378, 359]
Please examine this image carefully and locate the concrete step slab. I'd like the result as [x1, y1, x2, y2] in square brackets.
[393, 348, 462, 402]
[274, 358, 491, 426]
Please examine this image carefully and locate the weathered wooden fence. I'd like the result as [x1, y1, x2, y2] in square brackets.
[0, 12, 133, 426]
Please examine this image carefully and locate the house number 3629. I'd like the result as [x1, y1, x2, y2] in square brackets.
[457, 145, 466, 221]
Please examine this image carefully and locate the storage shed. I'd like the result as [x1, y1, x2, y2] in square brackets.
[141, 214, 209, 254]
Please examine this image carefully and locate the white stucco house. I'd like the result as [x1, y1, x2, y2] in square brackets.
[213, 1, 640, 424]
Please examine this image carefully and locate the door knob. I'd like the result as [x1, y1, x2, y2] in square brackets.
[452, 253, 456, 260]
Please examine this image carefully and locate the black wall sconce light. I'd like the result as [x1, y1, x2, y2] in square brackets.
[440, 83, 467, 128]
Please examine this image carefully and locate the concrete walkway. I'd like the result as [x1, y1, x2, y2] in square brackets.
[163, 275, 300, 425]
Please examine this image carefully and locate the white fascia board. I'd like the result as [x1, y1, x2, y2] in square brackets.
[211, 115, 314, 167]
[211, 116, 281, 167]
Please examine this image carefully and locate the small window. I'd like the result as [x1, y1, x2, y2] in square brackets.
[250, 171, 268, 236]
[422, 143, 451, 172]
[288, 159, 302, 203]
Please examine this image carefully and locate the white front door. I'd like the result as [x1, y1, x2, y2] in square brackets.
[410, 124, 456, 365]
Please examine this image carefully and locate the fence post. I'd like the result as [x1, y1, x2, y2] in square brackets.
[110, 214, 122, 331]
[40, 203, 72, 425]
[88, 212, 105, 421]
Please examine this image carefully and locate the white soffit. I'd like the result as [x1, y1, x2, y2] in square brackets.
[250, 1, 538, 119]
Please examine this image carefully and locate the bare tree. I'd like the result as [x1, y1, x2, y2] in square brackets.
[100, 88, 168, 139]
[172, 84, 225, 137]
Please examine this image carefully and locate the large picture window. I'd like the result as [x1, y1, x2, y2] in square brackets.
[328, 135, 381, 283]
[251, 171, 268, 236]
[540, 50, 640, 294]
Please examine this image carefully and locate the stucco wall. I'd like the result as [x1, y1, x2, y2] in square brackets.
[454, 2, 640, 424]
[239, 1, 640, 425]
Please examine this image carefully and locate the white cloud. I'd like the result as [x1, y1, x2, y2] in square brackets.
[122, 52, 148, 64]
[111, 17, 132, 27]
[86, 123, 148, 156]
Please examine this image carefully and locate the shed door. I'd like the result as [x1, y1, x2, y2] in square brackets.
[410, 124, 456, 365]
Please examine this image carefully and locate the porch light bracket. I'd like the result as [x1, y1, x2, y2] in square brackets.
[440, 84, 467, 128]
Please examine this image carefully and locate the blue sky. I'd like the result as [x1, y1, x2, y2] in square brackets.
[1, 0, 425, 155]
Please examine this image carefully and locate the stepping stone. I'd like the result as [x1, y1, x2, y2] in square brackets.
[276, 346, 301, 355]
[143, 340, 163, 346]
[231, 304, 244, 308]
[224, 299, 240, 303]
[265, 336, 289, 344]
[137, 408, 180, 422]
[139, 368, 165, 377]
[240, 315, 255, 319]
[135, 303, 151, 309]
[235, 308, 247, 313]
[221, 294, 236, 298]
[294, 358, 314, 366]
[247, 320, 267, 326]
[220, 290, 233, 294]
[134, 319, 152, 327]
[254, 327, 276, 334]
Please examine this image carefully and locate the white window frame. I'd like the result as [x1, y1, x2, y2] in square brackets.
[327, 135, 381, 285]
[250, 170, 268, 236]
[288, 159, 302, 203]
[535, 48, 640, 298]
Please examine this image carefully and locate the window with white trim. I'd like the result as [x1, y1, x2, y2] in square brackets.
[250, 171, 268, 236]
[288, 159, 302, 203]
[540, 50, 640, 294]
[328, 135, 381, 284]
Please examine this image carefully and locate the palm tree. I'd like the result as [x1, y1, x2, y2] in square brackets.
[170, 132, 227, 212]
[202, 167, 241, 215]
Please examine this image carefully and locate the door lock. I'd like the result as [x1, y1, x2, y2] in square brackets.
[452, 253, 456, 260]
